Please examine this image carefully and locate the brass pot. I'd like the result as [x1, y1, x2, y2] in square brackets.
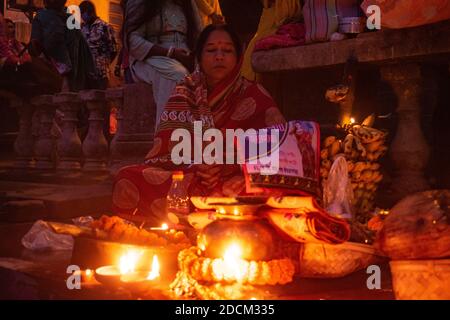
[197, 217, 275, 261]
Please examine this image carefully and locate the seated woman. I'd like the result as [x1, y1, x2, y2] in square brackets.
[30, 0, 97, 92]
[124, 0, 202, 126]
[112, 24, 286, 224]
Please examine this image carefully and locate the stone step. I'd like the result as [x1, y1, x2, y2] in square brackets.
[0, 181, 112, 222]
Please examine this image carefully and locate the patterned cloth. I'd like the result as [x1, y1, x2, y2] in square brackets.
[112, 61, 286, 222]
[303, 0, 361, 43]
[81, 18, 117, 81]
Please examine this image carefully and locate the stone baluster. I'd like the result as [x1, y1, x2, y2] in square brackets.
[80, 90, 108, 171]
[12, 98, 35, 168]
[106, 87, 124, 170]
[54, 92, 83, 170]
[30, 95, 57, 169]
[380, 63, 430, 202]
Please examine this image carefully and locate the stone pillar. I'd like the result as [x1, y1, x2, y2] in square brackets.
[12, 99, 35, 168]
[54, 92, 83, 170]
[107, 83, 156, 174]
[380, 63, 430, 202]
[106, 87, 124, 171]
[31, 95, 56, 169]
[80, 90, 109, 171]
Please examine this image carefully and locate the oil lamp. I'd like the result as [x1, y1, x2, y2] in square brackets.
[197, 210, 275, 261]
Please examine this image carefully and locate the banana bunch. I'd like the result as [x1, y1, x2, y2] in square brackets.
[320, 114, 388, 215]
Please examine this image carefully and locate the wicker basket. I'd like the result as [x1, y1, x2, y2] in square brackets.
[299, 241, 384, 278]
[390, 260, 450, 300]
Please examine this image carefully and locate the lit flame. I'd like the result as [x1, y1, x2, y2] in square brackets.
[232, 208, 240, 216]
[223, 243, 247, 282]
[350, 117, 355, 124]
[224, 243, 242, 263]
[85, 269, 92, 276]
[119, 250, 142, 275]
[147, 255, 160, 280]
[218, 207, 226, 214]
[150, 223, 169, 231]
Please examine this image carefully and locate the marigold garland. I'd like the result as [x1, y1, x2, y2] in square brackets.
[177, 247, 295, 286]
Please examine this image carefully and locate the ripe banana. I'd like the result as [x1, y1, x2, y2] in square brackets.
[373, 171, 383, 183]
[362, 114, 376, 127]
[353, 162, 366, 172]
[329, 140, 341, 157]
[351, 125, 386, 144]
[347, 161, 355, 172]
[354, 136, 367, 157]
[367, 152, 376, 162]
[352, 171, 361, 181]
[323, 136, 336, 148]
[361, 170, 373, 183]
[343, 134, 355, 154]
[366, 183, 376, 192]
[321, 159, 331, 170]
[365, 139, 385, 153]
[320, 168, 329, 178]
[351, 150, 359, 160]
[321, 149, 329, 160]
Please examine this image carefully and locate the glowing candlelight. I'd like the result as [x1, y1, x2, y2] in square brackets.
[350, 117, 355, 124]
[84, 269, 94, 282]
[232, 207, 240, 216]
[119, 249, 142, 275]
[223, 243, 248, 282]
[147, 255, 160, 280]
[150, 223, 169, 231]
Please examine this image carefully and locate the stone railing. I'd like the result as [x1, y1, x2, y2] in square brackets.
[10, 83, 156, 174]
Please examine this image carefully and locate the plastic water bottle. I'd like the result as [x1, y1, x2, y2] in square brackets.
[166, 171, 190, 225]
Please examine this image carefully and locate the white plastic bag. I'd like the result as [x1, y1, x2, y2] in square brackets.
[323, 155, 354, 219]
[22, 220, 74, 251]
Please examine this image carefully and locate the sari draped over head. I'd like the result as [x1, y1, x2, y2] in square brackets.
[112, 61, 286, 223]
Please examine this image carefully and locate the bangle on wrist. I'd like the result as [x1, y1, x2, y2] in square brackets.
[166, 46, 175, 58]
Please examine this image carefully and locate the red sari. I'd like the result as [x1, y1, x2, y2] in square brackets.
[112, 63, 285, 223]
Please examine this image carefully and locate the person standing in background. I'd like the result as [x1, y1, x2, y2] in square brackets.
[30, 0, 97, 92]
[4, 19, 29, 59]
[241, 0, 301, 81]
[195, 0, 224, 28]
[123, 0, 202, 127]
[80, 0, 118, 90]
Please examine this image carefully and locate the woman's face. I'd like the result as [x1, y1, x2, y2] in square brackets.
[200, 30, 238, 88]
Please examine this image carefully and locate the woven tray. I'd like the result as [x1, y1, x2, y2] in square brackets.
[299, 241, 384, 278]
[390, 259, 450, 300]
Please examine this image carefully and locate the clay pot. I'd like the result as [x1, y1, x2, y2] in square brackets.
[197, 218, 275, 261]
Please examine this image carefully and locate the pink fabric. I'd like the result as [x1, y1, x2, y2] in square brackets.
[254, 23, 306, 51]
